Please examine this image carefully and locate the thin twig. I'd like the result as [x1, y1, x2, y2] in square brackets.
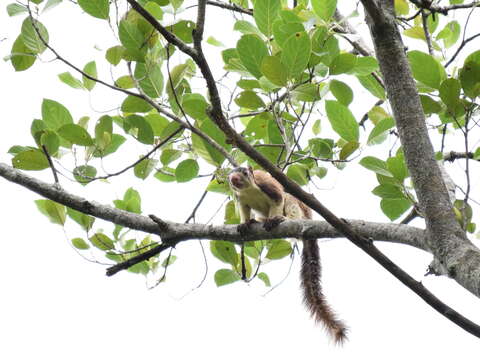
[41, 145, 59, 184]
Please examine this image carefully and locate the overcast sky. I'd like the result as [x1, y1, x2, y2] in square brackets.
[1, 1, 480, 359]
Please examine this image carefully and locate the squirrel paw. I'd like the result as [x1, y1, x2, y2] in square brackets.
[263, 216, 285, 231]
[237, 219, 258, 236]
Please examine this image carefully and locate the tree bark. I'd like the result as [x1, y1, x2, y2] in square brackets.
[360, 0, 480, 297]
[0, 162, 425, 249]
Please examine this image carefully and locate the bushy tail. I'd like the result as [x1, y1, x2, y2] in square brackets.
[301, 238, 348, 345]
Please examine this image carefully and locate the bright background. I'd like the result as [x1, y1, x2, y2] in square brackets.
[1, 1, 480, 359]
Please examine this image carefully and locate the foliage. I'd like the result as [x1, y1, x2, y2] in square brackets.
[3, 0, 480, 287]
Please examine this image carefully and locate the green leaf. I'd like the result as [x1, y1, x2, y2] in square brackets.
[191, 119, 230, 166]
[380, 199, 411, 220]
[12, 149, 49, 170]
[10, 35, 36, 71]
[329, 53, 357, 75]
[67, 207, 95, 231]
[105, 45, 125, 66]
[35, 199, 66, 225]
[78, 0, 109, 20]
[115, 75, 134, 89]
[359, 156, 393, 177]
[210, 241, 238, 267]
[356, 75, 386, 100]
[73, 165, 97, 184]
[40, 130, 60, 156]
[207, 178, 230, 194]
[420, 95, 442, 114]
[281, 32, 311, 79]
[386, 156, 408, 182]
[266, 239, 292, 260]
[82, 61, 97, 91]
[89, 233, 115, 251]
[407, 50, 446, 89]
[145, 113, 169, 136]
[94, 115, 113, 149]
[206, 36, 224, 47]
[349, 56, 379, 76]
[436, 21, 460, 48]
[367, 117, 395, 145]
[7, 3, 27, 16]
[175, 159, 199, 182]
[311, 0, 337, 21]
[134, 158, 157, 179]
[236, 35, 269, 79]
[291, 83, 321, 102]
[214, 269, 241, 287]
[261, 56, 288, 86]
[325, 100, 359, 142]
[372, 184, 405, 199]
[171, 20, 196, 43]
[394, 0, 410, 15]
[403, 26, 425, 40]
[235, 91, 266, 109]
[234, 20, 264, 37]
[115, 188, 142, 214]
[119, 19, 145, 52]
[125, 115, 154, 144]
[121, 96, 153, 113]
[72, 238, 90, 250]
[42, 99, 73, 130]
[329, 79, 353, 106]
[58, 72, 84, 89]
[58, 124, 94, 146]
[311, 165, 328, 179]
[161, 255, 177, 267]
[160, 149, 182, 165]
[459, 61, 480, 99]
[21, 18, 48, 54]
[339, 141, 359, 160]
[258, 272, 271, 287]
[182, 93, 209, 121]
[94, 134, 126, 157]
[43, 0, 63, 13]
[135, 62, 164, 98]
[287, 164, 309, 186]
[439, 78, 461, 108]
[154, 168, 176, 182]
[253, 0, 281, 37]
[272, 20, 305, 48]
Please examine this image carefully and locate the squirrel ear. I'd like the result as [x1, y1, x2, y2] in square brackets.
[247, 165, 253, 175]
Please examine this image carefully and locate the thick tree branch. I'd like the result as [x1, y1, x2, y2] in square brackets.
[0, 162, 426, 249]
[360, 0, 480, 300]
[1, 162, 480, 337]
[444, 151, 476, 162]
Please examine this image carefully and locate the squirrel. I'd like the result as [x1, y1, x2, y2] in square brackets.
[228, 166, 348, 344]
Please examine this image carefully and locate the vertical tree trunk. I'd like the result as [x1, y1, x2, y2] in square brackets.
[361, 0, 480, 296]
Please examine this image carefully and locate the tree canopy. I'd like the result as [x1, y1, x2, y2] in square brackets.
[2, 0, 480, 353]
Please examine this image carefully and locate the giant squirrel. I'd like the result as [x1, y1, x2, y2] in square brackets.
[228, 166, 347, 344]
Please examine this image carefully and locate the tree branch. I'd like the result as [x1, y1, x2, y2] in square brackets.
[1, 162, 480, 337]
[409, 0, 480, 15]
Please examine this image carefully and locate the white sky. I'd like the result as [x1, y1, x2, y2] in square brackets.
[1, 1, 480, 359]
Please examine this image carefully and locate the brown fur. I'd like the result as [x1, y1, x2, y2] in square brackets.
[229, 167, 348, 344]
[252, 169, 284, 204]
